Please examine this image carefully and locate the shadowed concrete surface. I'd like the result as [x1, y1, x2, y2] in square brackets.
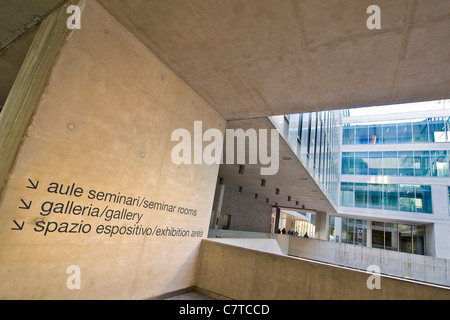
[166, 291, 215, 300]
[97, 0, 450, 119]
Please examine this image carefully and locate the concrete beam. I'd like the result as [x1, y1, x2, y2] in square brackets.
[0, 2, 73, 192]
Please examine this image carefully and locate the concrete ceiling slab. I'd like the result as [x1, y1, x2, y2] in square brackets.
[311, 30, 403, 109]
[98, 0, 450, 120]
[217, 117, 336, 214]
[392, 18, 450, 103]
[293, 0, 409, 48]
[233, 51, 320, 118]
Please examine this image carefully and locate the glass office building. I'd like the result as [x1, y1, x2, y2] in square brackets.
[342, 117, 450, 145]
[332, 100, 450, 256]
[280, 100, 450, 258]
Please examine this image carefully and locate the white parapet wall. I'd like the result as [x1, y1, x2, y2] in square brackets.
[285, 234, 450, 287]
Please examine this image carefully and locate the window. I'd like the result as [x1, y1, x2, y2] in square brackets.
[369, 124, 382, 144]
[382, 123, 397, 144]
[341, 182, 354, 207]
[398, 151, 414, 176]
[355, 125, 369, 144]
[341, 182, 432, 213]
[398, 224, 412, 253]
[415, 185, 432, 213]
[328, 217, 367, 245]
[345, 118, 450, 144]
[354, 183, 368, 208]
[355, 220, 367, 245]
[397, 122, 413, 143]
[413, 150, 430, 176]
[412, 120, 429, 143]
[399, 184, 416, 212]
[329, 216, 336, 242]
[342, 125, 355, 145]
[369, 183, 383, 209]
[383, 151, 398, 176]
[369, 152, 383, 175]
[431, 151, 449, 177]
[345, 149, 448, 177]
[370, 221, 425, 255]
[297, 114, 303, 144]
[341, 218, 353, 244]
[428, 118, 447, 142]
[300, 113, 310, 162]
[384, 223, 399, 251]
[341, 152, 355, 175]
[355, 152, 369, 175]
[371, 221, 384, 249]
[383, 184, 398, 211]
[412, 226, 425, 255]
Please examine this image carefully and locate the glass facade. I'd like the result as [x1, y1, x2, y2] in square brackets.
[329, 216, 367, 245]
[271, 111, 341, 205]
[342, 117, 450, 145]
[340, 182, 432, 213]
[330, 217, 425, 255]
[342, 150, 449, 177]
[371, 221, 425, 255]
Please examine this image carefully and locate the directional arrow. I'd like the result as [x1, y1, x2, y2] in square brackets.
[11, 220, 24, 231]
[19, 199, 32, 210]
[26, 179, 39, 190]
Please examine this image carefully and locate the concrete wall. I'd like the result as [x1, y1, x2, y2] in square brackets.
[0, 0, 225, 299]
[196, 240, 450, 300]
[212, 184, 273, 233]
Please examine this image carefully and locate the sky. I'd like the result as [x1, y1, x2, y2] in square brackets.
[349, 99, 450, 117]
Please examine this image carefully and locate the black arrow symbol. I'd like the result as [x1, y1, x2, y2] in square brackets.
[19, 199, 32, 210]
[11, 220, 24, 231]
[26, 179, 39, 190]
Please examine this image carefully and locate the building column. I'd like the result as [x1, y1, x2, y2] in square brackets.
[366, 220, 372, 248]
[428, 185, 450, 258]
[315, 211, 329, 240]
[426, 223, 450, 259]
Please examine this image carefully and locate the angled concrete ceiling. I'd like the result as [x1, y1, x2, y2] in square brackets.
[218, 117, 336, 213]
[98, 0, 450, 120]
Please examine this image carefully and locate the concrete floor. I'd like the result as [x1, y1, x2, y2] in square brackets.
[165, 291, 215, 300]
